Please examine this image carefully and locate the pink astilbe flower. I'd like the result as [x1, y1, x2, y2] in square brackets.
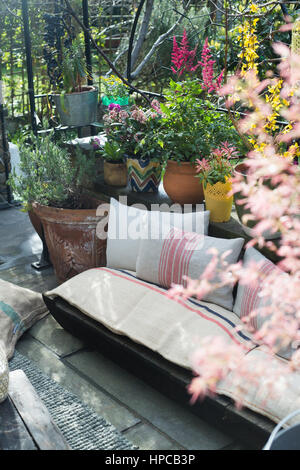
[171, 33, 224, 92]
[199, 38, 224, 92]
[171, 29, 200, 76]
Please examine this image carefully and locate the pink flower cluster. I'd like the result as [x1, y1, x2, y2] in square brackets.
[200, 38, 224, 93]
[171, 29, 199, 76]
[171, 31, 224, 92]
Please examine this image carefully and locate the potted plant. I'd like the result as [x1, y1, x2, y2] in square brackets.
[103, 102, 163, 192]
[51, 37, 98, 127]
[101, 74, 130, 107]
[196, 143, 238, 222]
[9, 134, 106, 284]
[91, 135, 127, 187]
[157, 79, 243, 205]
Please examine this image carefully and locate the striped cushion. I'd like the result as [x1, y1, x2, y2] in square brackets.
[136, 226, 245, 310]
[233, 247, 280, 331]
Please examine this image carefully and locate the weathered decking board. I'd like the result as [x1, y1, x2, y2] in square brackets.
[0, 370, 70, 450]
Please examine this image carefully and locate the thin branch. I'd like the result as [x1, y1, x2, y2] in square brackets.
[130, 0, 193, 79]
[62, 0, 152, 105]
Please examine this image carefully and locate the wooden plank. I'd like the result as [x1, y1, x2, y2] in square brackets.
[0, 396, 37, 450]
[8, 370, 70, 450]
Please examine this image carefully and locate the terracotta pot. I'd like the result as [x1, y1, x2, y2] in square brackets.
[203, 180, 233, 223]
[103, 161, 127, 187]
[163, 160, 204, 205]
[28, 209, 43, 240]
[32, 198, 107, 284]
[234, 163, 281, 239]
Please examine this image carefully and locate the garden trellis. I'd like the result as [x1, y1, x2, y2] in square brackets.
[0, 0, 299, 137]
[0, 0, 135, 134]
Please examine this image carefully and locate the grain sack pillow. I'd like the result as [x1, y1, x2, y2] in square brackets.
[106, 197, 210, 271]
[233, 247, 282, 328]
[232, 247, 292, 358]
[136, 226, 244, 310]
[0, 279, 48, 359]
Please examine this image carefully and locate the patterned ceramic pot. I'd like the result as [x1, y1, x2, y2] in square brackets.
[0, 343, 9, 403]
[127, 156, 162, 192]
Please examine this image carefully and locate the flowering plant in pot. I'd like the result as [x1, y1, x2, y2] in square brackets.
[157, 31, 245, 205]
[51, 37, 98, 127]
[9, 134, 106, 283]
[195, 142, 239, 222]
[101, 74, 129, 107]
[102, 101, 164, 192]
[92, 135, 127, 187]
[157, 78, 244, 204]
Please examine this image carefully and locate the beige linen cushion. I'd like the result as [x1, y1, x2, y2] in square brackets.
[44, 267, 300, 426]
[136, 226, 245, 310]
[45, 267, 252, 370]
[0, 279, 48, 359]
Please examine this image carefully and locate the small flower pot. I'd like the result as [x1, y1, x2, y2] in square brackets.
[203, 181, 233, 223]
[127, 156, 162, 192]
[102, 95, 129, 107]
[103, 160, 127, 187]
[163, 160, 204, 205]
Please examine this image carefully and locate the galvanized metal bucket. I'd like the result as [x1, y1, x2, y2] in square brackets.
[52, 86, 98, 127]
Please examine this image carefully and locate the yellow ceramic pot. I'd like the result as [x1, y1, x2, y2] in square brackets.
[203, 180, 233, 223]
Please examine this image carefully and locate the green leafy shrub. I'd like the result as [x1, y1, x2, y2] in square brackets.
[154, 79, 245, 163]
[9, 134, 95, 210]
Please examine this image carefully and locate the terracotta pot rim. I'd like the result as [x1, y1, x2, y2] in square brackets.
[31, 201, 104, 223]
[104, 160, 126, 165]
[167, 160, 196, 165]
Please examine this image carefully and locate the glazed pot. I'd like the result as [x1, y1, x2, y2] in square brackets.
[102, 95, 129, 107]
[203, 180, 233, 223]
[234, 163, 281, 239]
[52, 86, 98, 127]
[103, 160, 127, 187]
[32, 197, 107, 284]
[163, 160, 204, 205]
[127, 156, 162, 192]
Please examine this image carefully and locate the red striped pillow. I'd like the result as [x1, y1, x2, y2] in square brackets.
[233, 247, 280, 331]
[136, 226, 245, 310]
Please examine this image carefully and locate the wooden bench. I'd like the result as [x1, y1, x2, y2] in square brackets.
[0, 370, 70, 450]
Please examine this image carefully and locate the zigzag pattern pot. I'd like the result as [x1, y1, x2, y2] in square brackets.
[127, 157, 161, 192]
